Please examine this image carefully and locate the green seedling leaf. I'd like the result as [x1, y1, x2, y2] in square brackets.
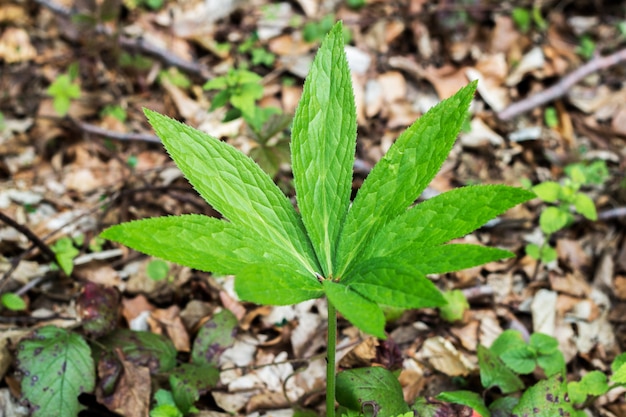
[51, 236, 80, 275]
[539, 206, 572, 235]
[611, 360, 626, 384]
[17, 325, 95, 417]
[47, 74, 81, 117]
[439, 289, 469, 323]
[336, 367, 410, 417]
[151, 389, 183, 417]
[512, 374, 575, 417]
[77, 282, 120, 338]
[97, 329, 176, 373]
[436, 390, 490, 417]
[170, 363, 219, 414]
[292, 22, 356, 276]
[512, 7, 531, 33]
[147, 259, 169, 281]
[532, 181, 561, 203]
[567, 371, 608, 405]
[477, 345, 524, 394]
[1, 292, 26, 311]
[489, 330, 526, 356]
[191, 309, 238, 366]
[536, 350, 565, 377]
[544, 107, 558, 128]
[529, 332, 558, 354]
[611, 352, 626, 373]
[336, 82, 478, 274]
[572, 193, 597, 220]
[500, 345, 537, 374]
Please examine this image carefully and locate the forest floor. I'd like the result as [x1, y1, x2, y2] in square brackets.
[1, 0, 626, 416]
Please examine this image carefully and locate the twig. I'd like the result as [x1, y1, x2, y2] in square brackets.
[72, 118, 161, 144]
[598, 206, 626, 220]
[0, 212, 57, 263]
[33, 0, 213, 79]
[498, 47, 626, 120]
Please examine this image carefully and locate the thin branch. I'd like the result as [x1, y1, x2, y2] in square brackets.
[72, 118, 161, 144]
[498, 47, 626, 120]
[0, 212, 57, 262]
[598, 206, 626, 220]
[33, 0, 213, 79]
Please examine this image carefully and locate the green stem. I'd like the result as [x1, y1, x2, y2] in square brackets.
[326, 300, 337, 417]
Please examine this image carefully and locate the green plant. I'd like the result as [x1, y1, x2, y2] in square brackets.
[159, 67, 192, 89]
[511, 5, 547, 33]
[203, 67, 265, 123]
[47, 64, 81, 117]
[100, 104, 127, 122]
[577, 35, 596, 59]
[51, 236, 81, 275]
[524, 160, 608, 264]
[439, 289, 469, 323]
[544, 106, 558, 128]
[238, 33, 276, 67]
[303, 14, 351, 44]
[346, 0, 366, 9]
[247, 112, 293, 178]
[1, 292, 26, 311]
[101, 23, 533, 416]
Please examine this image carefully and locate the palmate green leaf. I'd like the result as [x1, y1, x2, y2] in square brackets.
[477, 345, 524, 394]
[363, 185, 535, 260]
[323, 280, 385, 339]
[291, 23, 356, 276]
[143, 109, 319, 276]
[236, 263, 323, 305]
[102, 214, 313, 277]
[342, 258, 444, 310]
[335, 81, 478, 276]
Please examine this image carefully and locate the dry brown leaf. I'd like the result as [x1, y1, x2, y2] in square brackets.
[98, 353, 151, 417]
[417, 336, 475, 377]
[0, 27, 36, 63]
[149, 305, 190, 352]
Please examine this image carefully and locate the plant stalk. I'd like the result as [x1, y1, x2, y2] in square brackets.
[326, 300, 337, 417]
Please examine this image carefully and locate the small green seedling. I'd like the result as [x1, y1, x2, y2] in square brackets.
[512, 6, 547, 33]
[159, 68, 192, 89]
[100, 104, 127, 122]
[203, 67, 264, 122]
[51, 236, 81, 275]
[544, 106, 558, 128]
[303, 14, 351, 44]
[102, 23, 533, 417]
[1, 292, 26, 311]
[577, 35, 596, 60]
[524, 160, 607, 264]
[238, 33, 276, 67]
[47, 64, 81, 117]
[146, 258, 170, 281]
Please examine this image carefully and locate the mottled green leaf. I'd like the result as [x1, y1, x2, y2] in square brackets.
[191, 309, 237, 366]
[512, 375, 575, 417]
[336, 367, 410, 417]
[291, 22, 356, 276]
[97, 329, 177, 374]
[17, 326, 95, 417]
[170, 363, 219, 414]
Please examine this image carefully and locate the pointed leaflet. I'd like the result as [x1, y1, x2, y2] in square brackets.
[336, 82, 477, 276]
[291, 22, 356, 276]
[342, 258, 444, 309]
[364, 185, 535, 260]
[410, 244, 514, 274]
[144, 109, 319, 276]
[101, 214, 316, 278]
[323, 280, 385, 339]
[236, 263, 324, 305]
